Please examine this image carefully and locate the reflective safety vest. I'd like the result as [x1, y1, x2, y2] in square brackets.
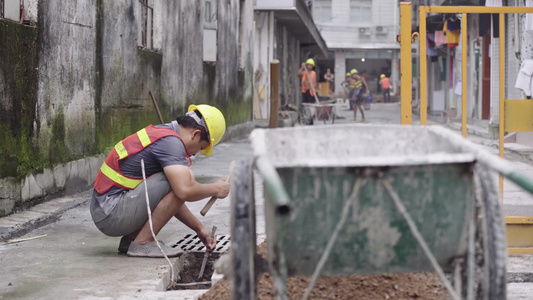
[381, 77, 390, 89]
[301, 71, 316, 96]
[349, 79, 362, 90]
[94, 125, 191, 194]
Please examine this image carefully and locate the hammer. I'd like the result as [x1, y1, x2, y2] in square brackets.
[200, 176, 230, 216]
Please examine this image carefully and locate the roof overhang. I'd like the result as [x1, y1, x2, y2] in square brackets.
[329, 43, 401, 50]
[255, 0, 329, 58]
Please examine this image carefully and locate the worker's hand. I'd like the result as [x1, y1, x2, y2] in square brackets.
[198, 227, 217, 253]
[213, 176, 230, 199]
[301, 62, 306, 68]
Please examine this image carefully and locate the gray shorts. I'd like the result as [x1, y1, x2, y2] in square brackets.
[92, 172, 172, 237]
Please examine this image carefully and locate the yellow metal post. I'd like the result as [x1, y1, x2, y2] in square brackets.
[419, 7, 427, 125]
[499, 13, 505, 198]
[461, 13, 468, 138]
[400, 2, 412, 125]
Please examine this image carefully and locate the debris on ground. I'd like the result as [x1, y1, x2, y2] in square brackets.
[199, 242, 447, 299]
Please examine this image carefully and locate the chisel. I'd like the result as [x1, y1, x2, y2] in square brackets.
[197, 225, 217, 280]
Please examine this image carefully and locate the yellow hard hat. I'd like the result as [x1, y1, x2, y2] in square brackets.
[380, 74, 385, 79]
[350, 69, 358, 75]
[306, 58, 315, 66]
[187, 104, 226, 156]
[346, 72, 351, 77]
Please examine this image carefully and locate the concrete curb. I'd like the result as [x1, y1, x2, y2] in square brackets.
[0, 190, 90, 240]
[434, 120, 533, 163]
[508, 272, 533, 283]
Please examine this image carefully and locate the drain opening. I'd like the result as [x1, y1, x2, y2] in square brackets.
[171, 234, 231, 253]
[170, 252, 221, 290]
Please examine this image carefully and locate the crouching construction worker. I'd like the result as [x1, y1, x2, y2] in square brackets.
[90, 104, 229, 258]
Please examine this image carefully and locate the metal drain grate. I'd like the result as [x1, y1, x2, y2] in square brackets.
[171, 234, 231, 253]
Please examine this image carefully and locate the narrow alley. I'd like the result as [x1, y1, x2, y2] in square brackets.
[1, 102, 533, 299]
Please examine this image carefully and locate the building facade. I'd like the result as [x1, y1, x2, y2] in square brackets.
[310, 0, 401, 98]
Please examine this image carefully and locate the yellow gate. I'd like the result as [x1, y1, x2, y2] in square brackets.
[400, 3, 533, 254]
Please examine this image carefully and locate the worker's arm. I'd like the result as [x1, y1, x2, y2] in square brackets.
[163, 165, 229, 202]
[173, 203, 217, 252]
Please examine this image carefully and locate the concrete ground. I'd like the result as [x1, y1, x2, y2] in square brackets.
[0, 102, 532, 299]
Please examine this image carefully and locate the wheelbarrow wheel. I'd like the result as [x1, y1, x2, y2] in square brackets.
[454, 165, 507, 299]
[298, 104, 313, 126]
[230, 159, 257, 300]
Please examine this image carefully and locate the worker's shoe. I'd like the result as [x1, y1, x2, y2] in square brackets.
[118, 236, 134, 254]
[127, 241, 183, 258]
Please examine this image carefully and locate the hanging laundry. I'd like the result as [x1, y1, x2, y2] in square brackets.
[443, 20, 460, 48]
[450, 56, 454, 89]
[435, 30, 446, 45]
[427, 37, 438, 57]
[447, 18, 461, 31]
[427, 33, 436, 48]
[515, 59, 533, 97]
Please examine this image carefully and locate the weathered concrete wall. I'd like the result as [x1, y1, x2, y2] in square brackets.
[0, 19, 39, 179]
[37, 0, 97, 161]
[254, 11, 306, 114]
[0, 0, 253, 216]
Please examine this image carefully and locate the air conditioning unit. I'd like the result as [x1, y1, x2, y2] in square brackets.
[375, 26, 388, 35]
[358, 27, 371, 36]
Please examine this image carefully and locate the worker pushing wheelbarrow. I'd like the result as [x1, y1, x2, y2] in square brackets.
[296, 59, 337, 125]
[223, 124, 533, 300]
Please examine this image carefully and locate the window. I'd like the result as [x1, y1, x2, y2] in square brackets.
[350, 0, 372, 23]
[203, 0, 217, 62]
[313, 0, 331, 23]
[204, 0, 217, 30]
[139, 0, 154, 50]
[2, 0, 22, 22]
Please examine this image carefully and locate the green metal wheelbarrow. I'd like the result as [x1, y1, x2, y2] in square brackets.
[227, 124, 533, 300]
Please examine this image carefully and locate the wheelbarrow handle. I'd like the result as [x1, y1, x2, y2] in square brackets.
[255, 156, 291, 215]
[431, 126, 533, 195]
[476, 152, 533, 195]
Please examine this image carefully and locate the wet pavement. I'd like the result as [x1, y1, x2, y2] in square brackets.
[1, 102, 532, 299]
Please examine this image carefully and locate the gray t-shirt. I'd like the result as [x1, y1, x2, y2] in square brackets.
[91, 121, 189, 220]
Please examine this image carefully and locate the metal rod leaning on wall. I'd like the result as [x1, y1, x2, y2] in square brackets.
[462, 13, 468, 138]
[419, 6, 427, 126]
[149, 90, 165, 124]
[499, 13, 506, 199]
[269, 60, 280, 129]
[400, 2, 412, 125]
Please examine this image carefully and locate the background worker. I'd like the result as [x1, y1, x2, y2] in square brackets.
[324, 68, 335, 94]
[297, 58, 318, 103]
[350, 69, 369, 121]
[90, 104, 230, 258]
[380, 74, 391, 103]
[341, 72, 353, 108]
[347, 69, 361, 111]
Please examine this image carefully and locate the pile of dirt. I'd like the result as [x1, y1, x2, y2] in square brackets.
[199, 243, 447, 299]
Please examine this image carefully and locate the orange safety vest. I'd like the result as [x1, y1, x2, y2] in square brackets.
[302, 71, 316, 96]
[94, 125, 191, 194]
[381, 77, 390, 89]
